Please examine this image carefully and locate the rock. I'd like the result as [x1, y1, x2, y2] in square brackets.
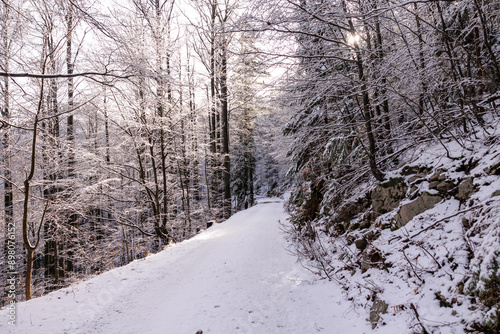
[364, 230, 380, 241]
[394, 192, 442, 227]
[485, 161, 500, 175]
[408, 172, 427, 184]
[401, 165, 419, 176]
[492, 190, 500, 198]
[333, 196, 371, 225]
[429, 168, 446, 182]
[348, 222, 360, 231]
[408, 175, 418, 183]
[436, 180, 455, 194]
[429, 181, 440, 189]
[457, 158, 479, 174]
[370, 251, 382, 263]
[429, 170, 454, 194]
[359, 248, 384, 272]
[435, 292, 452, 307]
[371, 178, 407, 216]
[370, 296, 388, 329]
[359, 220, 371, 230]
[456, 178, 474, 200]
[355, 238, 368, 251]
[362, 211, 376, 224]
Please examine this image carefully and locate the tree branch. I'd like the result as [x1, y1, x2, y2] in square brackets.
[0, 70, 133, 79]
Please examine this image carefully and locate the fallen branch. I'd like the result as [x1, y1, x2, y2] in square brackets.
[410, 204, 485, 239]
[410, 303, 429, 334]
[402, 248, 424, 282]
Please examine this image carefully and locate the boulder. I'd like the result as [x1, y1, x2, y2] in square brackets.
[456, 178, 474, 200]
[409, 186, 418, 196]
[429, 177, 455, 194]
[401, 165, 419, 176]
[408, 172, 427, 184]
[429, 168, 446, 182]
[429, 181, 440, 189]
[394, 192, 442, 227]
[371, 178, 407, 216]
[364, 229, 380, 241]
[355, 238, 368, 251]
[346, 234, 356, 245]
[333, 196, 371, 225]
[359, 248, 384, 272]
[370, 296, 388, 329]
[435, 180, 455, 194]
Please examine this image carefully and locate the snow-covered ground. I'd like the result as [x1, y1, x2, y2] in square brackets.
[1, 198, 371, 334]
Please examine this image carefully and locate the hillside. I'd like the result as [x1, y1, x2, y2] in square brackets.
[285, 114, 500, 333]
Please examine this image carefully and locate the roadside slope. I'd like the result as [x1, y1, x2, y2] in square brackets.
[1, 199, 370, 334]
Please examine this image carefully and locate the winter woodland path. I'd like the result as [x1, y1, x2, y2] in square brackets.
[1, 198, 370, 334]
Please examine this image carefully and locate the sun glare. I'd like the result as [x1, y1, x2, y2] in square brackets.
[347, 33, 361, 46]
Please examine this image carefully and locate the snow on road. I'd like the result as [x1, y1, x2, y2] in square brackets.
[1, 198, 370, 334]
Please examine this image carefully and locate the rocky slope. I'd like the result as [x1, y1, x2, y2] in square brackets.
[285, 117, 500, 333]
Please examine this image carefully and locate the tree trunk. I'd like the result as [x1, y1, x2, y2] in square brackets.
[414, 3, 428, 115]
[1, 0, 13, 260]
[472, 0, 500, 87]
[342, 0, 384, 182]
[220, 40, 231, 218]
[25, 249, 34, 300]
[104, 90, 111, 163]
[66, 4, 75, 177]
[188, 57, 201, 203]
[177, 68, 191, 235]
[43, 17, 61, 289]
[209, 1, 219, 213]
[23, 76, 46, 300]
[373, 9, 392, 151]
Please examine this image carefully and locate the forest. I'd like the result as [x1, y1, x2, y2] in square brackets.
[0, 0, 286, 301]
[1, 0, 500, 331]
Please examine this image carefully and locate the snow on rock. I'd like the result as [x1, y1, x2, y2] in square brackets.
[0, 199, 371, 334]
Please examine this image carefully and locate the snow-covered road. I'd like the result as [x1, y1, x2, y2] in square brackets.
[1, 198, 370, 333]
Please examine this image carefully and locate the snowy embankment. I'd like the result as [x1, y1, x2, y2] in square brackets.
[1, 199, 370, 334]
[285, 119, 500, 332]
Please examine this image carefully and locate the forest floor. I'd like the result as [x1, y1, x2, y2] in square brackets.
[0, 198, 373, 334]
